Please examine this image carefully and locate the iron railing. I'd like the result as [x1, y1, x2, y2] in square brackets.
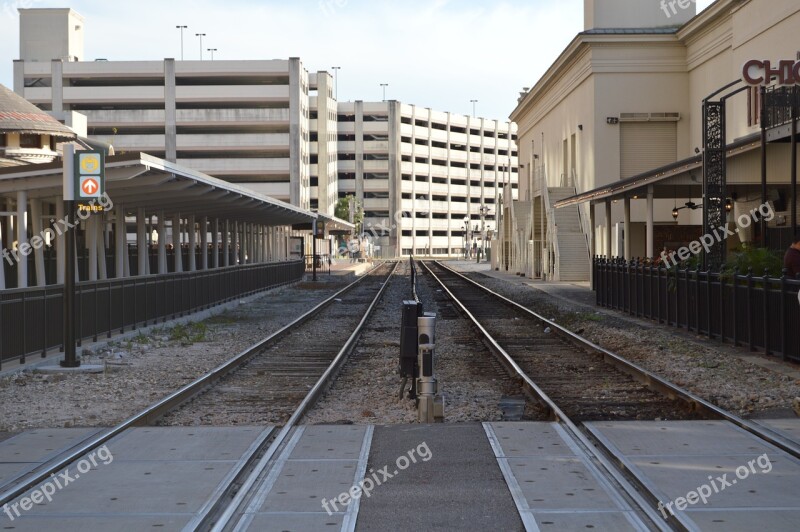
[304, 254, 332, 275]
[0, 260, 304, 367]
[763, 85, 800, 129]
[593, 257, 800, 362]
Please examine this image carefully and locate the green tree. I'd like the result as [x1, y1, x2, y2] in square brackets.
[334, 197, 350, 221]
[334, 195, 364, 232]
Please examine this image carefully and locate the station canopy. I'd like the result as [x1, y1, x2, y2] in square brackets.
[0, 152, 317, 226]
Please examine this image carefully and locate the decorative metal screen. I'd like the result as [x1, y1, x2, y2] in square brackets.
[702, 100, 727, 269]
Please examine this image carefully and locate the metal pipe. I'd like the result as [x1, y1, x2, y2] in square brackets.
[760, 86, 768, 248]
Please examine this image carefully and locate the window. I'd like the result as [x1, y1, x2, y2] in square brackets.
[20, 134, 40, 148]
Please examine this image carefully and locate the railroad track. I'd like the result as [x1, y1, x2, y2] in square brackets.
[421, 260, 800, 531]
[0, 262, 398, 528]
[424, 262, 695, 422]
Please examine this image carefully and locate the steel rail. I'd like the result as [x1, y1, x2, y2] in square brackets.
[425, 260, 800, 530]
[205, 261, 399, 531]
[429, 261, 800, 458]
[0, 262, 389, 508]
[422, 261, 684, 531]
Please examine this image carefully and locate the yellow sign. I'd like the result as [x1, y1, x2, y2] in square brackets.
[79, 154, 101, 174]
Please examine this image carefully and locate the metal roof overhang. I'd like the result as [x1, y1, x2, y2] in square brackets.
[554, 133, 762, 208]
[292, 213, 354, 233]
[0, 152, 317, 226]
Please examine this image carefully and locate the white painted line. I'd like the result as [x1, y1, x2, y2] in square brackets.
[341, 424, 374, 532]
[482, 423, 541, 532]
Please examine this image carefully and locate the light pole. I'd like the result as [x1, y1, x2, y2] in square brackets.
[331, 66, 341, 100]
[176, 25, 188, 60]
[470, 99, 478, 118]
[207, 48, 217, 60]
[478, 205, 491, 263]
[195, 33, 206, 60]
[463, 216, 470, 259]
[380, 83, 388, 102]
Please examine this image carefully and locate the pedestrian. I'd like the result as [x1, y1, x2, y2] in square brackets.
[785, 236, 800, 278]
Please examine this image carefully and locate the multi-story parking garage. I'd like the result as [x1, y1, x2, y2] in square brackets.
[337, 101, 518, 258]
[12, 7, 517, 258]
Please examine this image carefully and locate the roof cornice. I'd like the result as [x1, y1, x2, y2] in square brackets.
[510, 33, 682, 124]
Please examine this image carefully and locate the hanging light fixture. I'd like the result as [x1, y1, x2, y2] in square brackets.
[673, 184, 679, 220]
[725, 198, 733, 213]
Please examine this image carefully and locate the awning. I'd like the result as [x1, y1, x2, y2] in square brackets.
[0, 152, 317, 226]
[292, 213, 353, 234]
[554, 132, 761, 208]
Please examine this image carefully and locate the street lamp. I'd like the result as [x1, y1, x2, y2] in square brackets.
[463, 216, 470, 259]
[477, 205, 491, 263]
[470, 99, 478, 118]
[332, 66, 341, 100]
[176, 25, 188, 60]
[195, 33, 206, 60]
[207, 48, 218, 60]
[380, 83, 388, 102]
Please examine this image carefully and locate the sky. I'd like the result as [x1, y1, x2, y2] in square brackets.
[0, 0, 714, 121]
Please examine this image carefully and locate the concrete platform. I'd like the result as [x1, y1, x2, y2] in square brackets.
[1, 426, 273, 530]
[0, 428, 103, 491]
[233, 425, 372, 531]
[485, 422, 646, 531]
[586, 420, 800, 531]
[356, 423, 524, 531]
[757, 418, 800, 444]
[4, 422, 799, 530]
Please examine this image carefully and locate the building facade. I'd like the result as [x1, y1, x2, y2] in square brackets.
[15, 8, 329, 213]
[337, 101, 518, 258]
[14, 8, 519, 258]
[509, 0, 800, 281]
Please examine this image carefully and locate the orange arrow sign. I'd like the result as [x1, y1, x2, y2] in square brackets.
[81, 178, 99, 196]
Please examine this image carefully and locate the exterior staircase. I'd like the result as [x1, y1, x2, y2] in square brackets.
[547, 187, 590, 282]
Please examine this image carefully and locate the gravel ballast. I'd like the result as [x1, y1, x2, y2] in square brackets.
[304, 264, 544, 425]
[0, 280, 347, 433]
[458, 269, 800, 418]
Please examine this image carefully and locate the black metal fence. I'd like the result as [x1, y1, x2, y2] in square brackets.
[0, 260, 304, 367]
[594, 258, 800, 362]
[304, 254, 331, 275]
[2, 247, 246, 290]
